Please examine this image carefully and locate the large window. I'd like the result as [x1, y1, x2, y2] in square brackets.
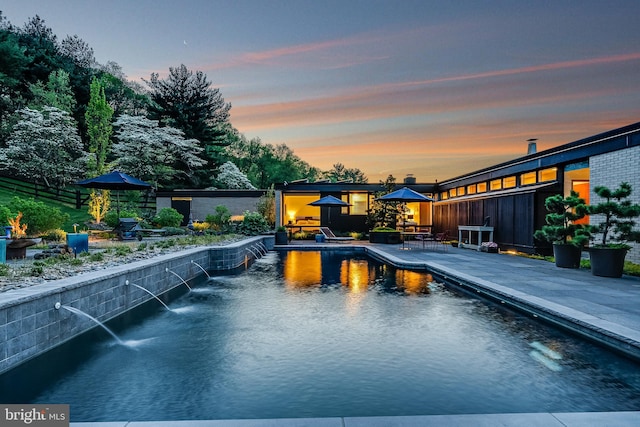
[477, 182, 487, 193]
[467, 184, 476, 195]
[490, 179, 502, 191]
[538, 167, 557, 182]
[503, 176, 516, 189]
[521, 171, 537, 186]
[342, 193, 368, 215]
[350, 193, 368, 215]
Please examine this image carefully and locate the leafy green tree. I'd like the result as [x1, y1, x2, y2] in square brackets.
[59, 34, 94, 68]
[112, 114, 206, 188]
[326, 162, 368, 183]
[29, 69, 76, 112]
[18, 15, 62, 87]
[214, 161, 256, 189]
[144, 64, 231, 186]
[0, 107, 87, 189]
[85, 76, 113, 175]
[145, 64, 230, 142]
[366, 175, 399, 229]
[256, 185, 276, 228]
[0, 13, 29, 141]
[96, 64, 149, 116]
[225, 135, 321, 188]
[0, 13, 28, 91]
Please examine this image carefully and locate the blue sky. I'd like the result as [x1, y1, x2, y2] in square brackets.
[3, 0, 640, 182]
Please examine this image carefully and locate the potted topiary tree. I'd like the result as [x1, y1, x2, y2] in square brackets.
[275, 225, 288, 245]
[533, 191, 589, 268]
[586, 182, 640, 278]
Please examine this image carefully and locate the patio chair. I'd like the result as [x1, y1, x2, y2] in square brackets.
[434, 230, 450, 252]
[319, 227, 355, 243]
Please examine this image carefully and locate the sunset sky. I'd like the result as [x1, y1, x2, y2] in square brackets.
[3, 1, 640, 182]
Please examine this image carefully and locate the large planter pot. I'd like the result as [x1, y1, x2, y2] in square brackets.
[588, 246, 628, 278]
[275, 231, 288, 245]
[369, 231, 401, 244]
[553, 243, 582, 269]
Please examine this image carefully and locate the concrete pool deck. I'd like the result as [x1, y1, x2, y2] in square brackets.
[67, 241, 640, 426]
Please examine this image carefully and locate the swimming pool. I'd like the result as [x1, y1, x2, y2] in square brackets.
[3, 250, 640, 421]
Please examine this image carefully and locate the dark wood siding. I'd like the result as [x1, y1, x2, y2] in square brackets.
[434, 189, 558, 253]
[514, 194, 534, 249]
[497, 196, 515, 245]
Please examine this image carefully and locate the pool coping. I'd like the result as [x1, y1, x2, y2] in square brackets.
[69, 411, 640, 426]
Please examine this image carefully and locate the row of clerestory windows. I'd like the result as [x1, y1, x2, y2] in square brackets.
[440, 167, 557, 200]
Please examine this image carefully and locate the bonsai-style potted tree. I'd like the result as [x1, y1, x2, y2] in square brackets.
[533, 191, 589, 268]
[586, 182, 640, 278]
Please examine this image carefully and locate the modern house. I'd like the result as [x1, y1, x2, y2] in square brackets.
[156, 189, 268, 226]
[154, 121, 639, 262]
[274, 121, 640, 262]
[273, 180, 437, 234]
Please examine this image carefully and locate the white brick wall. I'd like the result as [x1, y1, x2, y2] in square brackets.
[589, 145, 640, 264]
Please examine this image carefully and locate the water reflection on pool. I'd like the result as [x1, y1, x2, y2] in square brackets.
[12, 251, 640, 421]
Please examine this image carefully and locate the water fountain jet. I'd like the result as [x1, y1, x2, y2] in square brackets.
[165, 267, 192, 291]
[246, 247, 261, 260]
[255, 242, 268, 255]
[125, 280, 172, 312]
[55, 303, 124, 345]
[190, 260, 211, 279]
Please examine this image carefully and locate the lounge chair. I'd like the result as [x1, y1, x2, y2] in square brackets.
[319, 227, 355, 243]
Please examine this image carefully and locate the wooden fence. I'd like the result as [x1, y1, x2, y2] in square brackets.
[0, 175, 156, 211]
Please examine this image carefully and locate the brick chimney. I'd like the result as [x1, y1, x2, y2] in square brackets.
[404, 174, 416, 184]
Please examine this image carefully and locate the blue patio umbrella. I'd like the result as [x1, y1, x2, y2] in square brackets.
[376, 187, 434, 234]
[375, 187, 434, 202]
[76, 171, 152, 214]
[308, 195, 350, 225]
[76, 170, 152, 191]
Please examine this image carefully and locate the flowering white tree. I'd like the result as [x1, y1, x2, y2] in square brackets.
[0, 106, 87, 189]
[112, 114, 206, 188]
[215, 161, 256, 189]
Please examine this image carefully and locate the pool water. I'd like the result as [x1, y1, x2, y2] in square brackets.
[7, 250, 640, 421]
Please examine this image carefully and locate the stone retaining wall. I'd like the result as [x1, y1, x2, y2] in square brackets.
[0, 236, 273, 375]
